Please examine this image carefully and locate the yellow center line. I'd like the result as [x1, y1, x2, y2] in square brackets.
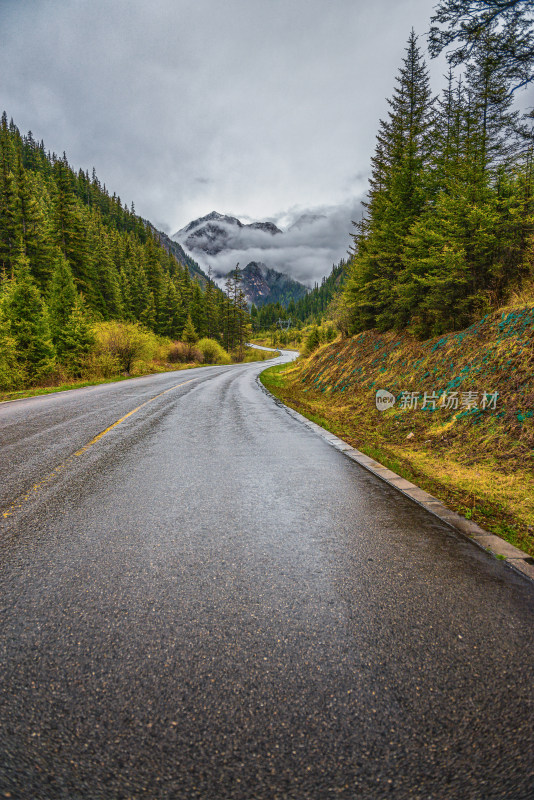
[73, 379, 195, 455]
[2, 378, 196, 520]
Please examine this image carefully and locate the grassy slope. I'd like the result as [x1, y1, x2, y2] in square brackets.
[261, 305, 534, 556]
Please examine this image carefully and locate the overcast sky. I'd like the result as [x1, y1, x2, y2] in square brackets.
[2, 0, 450, 282]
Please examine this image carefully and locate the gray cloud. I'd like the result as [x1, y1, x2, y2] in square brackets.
[1, 0, 442, 279]
[177, 199, 364, 286]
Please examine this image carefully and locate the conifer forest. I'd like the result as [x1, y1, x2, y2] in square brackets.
[0, 115, 249, 390]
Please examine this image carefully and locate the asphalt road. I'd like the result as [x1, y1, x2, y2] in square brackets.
[1, 352, 533, 799]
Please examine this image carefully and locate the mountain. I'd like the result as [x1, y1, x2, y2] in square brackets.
[174, 210, 318, 307]
[217, 262, 308, 308]
[173, 211, 282, 256]
[248, 221, 282, 234]
[148, 224, 210, 285]
[288, 213, 327, 231]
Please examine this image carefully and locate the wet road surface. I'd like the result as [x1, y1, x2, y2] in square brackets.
[1, 353, 533, 799]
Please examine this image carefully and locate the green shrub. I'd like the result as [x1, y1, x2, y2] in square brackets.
[83, 350, 121, 379]
[304, 326, 321, 355]
[93, 321, 158, 373]
[197, 337, 231, 364]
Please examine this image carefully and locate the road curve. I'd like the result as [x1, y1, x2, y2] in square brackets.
[0, 353, 533, 799]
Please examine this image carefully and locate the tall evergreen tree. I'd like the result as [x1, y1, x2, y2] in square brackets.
[190, 281, 206, 337]
[55, 296, 94, 376]
[6, 252, 56, 381]
[345, 31, 434, 331]
[14, 152, 51, 288]
[204, 270, 218, 340]
[157, 278, 185, 339]
[395, 23, 531, 336]
[51, 156, 95, 300]
[47, 251, 78, 338]
[91, 225, 123, 318]
[182, 313, 198, 343]
[0, 113, 20, 274]
[0, 278, 25, 389]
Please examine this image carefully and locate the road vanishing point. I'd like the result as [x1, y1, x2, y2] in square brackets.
[0, 351, 533, 799]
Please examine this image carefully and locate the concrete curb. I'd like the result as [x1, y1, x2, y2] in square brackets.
[257, 374, 534, 584]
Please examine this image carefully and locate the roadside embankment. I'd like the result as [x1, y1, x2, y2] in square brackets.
[261, 306, 534, 556]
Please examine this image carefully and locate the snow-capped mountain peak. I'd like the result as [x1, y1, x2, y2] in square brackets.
[173, 211, 281, 256]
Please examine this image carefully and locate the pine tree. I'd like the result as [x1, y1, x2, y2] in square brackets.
[182, 314, 198, 343]
[143, 234, 165, 318]
[169, 280, 187, 339]
[232, 267, 250, 359]
[51, 156, 94, 299]
[463, 28, 521, 184]
[429, 0, 534, 93]
[305, 326, 321, 353]
[0, 114, 20, 273]
[6, 252, 56, 381]
[140, 289, 156, 330]
[204, 270, 218, 340]
[179, 262, 192, 313]
[157, 278, 185, 339]
[0, 278, 25, 389]
[190, 281, 206, 337]
[222, 273, 233, 350]
[47, 250, 78, 337]
[118, 266, 134, 322]
[344, 31, 434, 332]
[55, 296, 94, 376]
[51, 156, 79, 259]
[396, 23, 528, 335]
[14, 152, 51, 288]
[92, 225, 123, 318]
[130, 258, 155, 329]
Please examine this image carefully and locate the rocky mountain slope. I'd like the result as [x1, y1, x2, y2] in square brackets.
[148, 224, 210, 284]
[234, 262, 308, 308]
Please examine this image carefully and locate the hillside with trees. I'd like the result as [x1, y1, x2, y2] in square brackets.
[251, 259, 347, 331]
[0, 115, 250, 390]
[261, 1, 534, 556]
[344, 2, 534, 338]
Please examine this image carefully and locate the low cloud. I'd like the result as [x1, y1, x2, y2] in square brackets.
[1, 0, 440, 241]
[175, 197, 364, 286]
